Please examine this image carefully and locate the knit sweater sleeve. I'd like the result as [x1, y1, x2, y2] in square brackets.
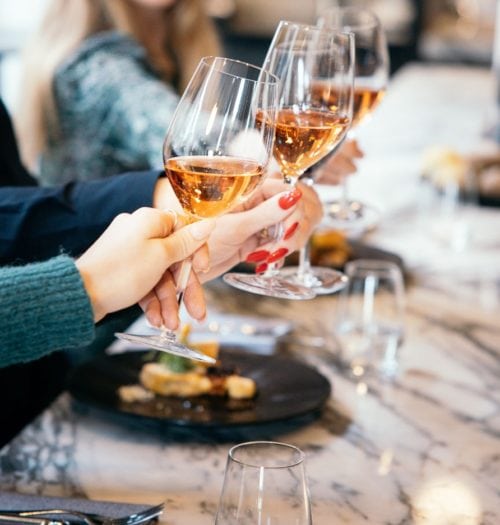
[40, 33, 179, 185]
[0, 255, 95, 367]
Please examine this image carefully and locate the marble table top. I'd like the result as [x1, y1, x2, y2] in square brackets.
[1, 63, 500, 524]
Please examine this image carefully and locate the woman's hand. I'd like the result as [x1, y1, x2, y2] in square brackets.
[198, 178, 323, 281]
[313, 139, 364, 185]
[76, 207, 214, 325]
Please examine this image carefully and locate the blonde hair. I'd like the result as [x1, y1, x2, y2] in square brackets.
[16, 0, 221, 170]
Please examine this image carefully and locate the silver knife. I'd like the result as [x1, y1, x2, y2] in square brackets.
[0, 515, 65, 525]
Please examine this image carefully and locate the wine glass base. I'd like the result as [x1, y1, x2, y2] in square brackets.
[114, 332, 216, 363]
[322, 199, 381, 235]
[223, 272, 316, 300]
[280, 266, 348, 295]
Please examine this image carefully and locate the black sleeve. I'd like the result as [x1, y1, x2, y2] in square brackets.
[0, 170, 162, 264]
[0, 99, 38, 187]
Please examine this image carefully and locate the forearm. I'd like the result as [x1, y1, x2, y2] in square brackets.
[0, 256, 95, 367]
[0, 171, 162, 263]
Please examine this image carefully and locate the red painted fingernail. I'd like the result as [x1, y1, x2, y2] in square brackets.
[279, 188, 302, 210]
[246, 250, 270, 263]
[283, 222, 299, 240]
[255, 263, 268, 274]
[267, 247, 289, 263]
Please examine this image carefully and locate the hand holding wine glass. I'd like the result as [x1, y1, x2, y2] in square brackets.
[116, 56, 279, 359]
[224, 21, 354, 300]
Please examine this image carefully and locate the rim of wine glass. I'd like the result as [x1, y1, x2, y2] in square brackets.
[228, 440, 305, 468]
[344, 258, 404, 281]
[275, 18, 354, 37]
[198, 55, 280, 86]
[319, 6, 381, 32]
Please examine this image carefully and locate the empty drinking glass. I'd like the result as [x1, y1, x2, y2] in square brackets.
[215, 441, 312, 525]
[334, 259, 405, 379]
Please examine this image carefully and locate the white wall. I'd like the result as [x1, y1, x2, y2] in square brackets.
[0, 0, 48, 111]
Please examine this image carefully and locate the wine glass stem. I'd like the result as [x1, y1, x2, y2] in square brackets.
[340, 176, 350, 211]
[297, 240, 312, 281]
[160, 258, 192, 339]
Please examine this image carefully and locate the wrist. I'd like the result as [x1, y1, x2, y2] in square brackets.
[75, 260, 106, 322]
[153, 177, 183, 212]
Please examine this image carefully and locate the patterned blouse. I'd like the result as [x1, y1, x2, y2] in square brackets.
[38, 31, 180, 185]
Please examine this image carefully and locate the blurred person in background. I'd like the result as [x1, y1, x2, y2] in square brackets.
[15, 0, 361, 188]
[16, 0, 221, 185]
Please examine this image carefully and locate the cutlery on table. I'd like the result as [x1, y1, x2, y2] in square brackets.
[0, 514, 65, 525]
[0, 502, 164, 525]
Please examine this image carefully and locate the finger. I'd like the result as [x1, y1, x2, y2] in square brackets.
[161, 218, 216, 266]
[130, 207, 179, 239]
[244, 184, 322, 265]
[235, 178, 291, 211]
[182, 270, 206, 322]
[344, 139, 364, 158]
[231, 187, 303, 241]
[139, 290, 163, 328]
[155, 270, 181, 330]
[191, 243, 210, 274]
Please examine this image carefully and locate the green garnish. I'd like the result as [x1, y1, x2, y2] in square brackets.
[157, 352, 195, 373]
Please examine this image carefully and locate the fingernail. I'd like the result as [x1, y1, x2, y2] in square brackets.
[267, 247, 289, 263]
[255, 263, 268, 274]
[283, 222, 299, 240]
[150, 315, 162, 329]
[190, 219, 216, 240]
[279, 188, 302, 210]
[246, 250, 270, 263]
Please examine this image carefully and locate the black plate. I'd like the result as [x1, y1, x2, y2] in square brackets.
[67, 349, 331, 427]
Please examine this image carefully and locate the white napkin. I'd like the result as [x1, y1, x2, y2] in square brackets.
[107, 311, 292, 356]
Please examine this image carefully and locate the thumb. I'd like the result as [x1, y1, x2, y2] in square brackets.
[161, 218, 216, 266]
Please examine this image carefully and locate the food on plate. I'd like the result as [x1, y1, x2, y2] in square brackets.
[117, 384, 154, 403]
[421, 146, 500, 200]
[470, 153, 500, 198]
[118, 325, 257, 402]
[421, 146, 469, 188]
[310, 229, 352, 267]
[286, 228, 351, 268]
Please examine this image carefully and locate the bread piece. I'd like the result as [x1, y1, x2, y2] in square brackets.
[118, 384, 154, 403]
[226, 375, 257, 399]
[140, 362, 212, 397]
[138, 362, 257, 399]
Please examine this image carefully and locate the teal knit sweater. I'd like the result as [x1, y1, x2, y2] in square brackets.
[1, 255, 95, 367]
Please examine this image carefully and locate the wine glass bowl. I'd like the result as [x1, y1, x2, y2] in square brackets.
[164, 57, 279, 221]
[334, 259, 406, 379]
[265, 24, 354, 184]
[215, 441, 312, 525]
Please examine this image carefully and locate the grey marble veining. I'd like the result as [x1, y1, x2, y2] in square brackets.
[1, 64, 500, 524]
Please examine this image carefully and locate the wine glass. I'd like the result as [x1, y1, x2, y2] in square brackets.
[319, 6, 390, 230]
[116, 57, 279, 360]
[334, 259, 405, 379]
[223, 21, 354, 300]
[215, 441, 312, 525]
